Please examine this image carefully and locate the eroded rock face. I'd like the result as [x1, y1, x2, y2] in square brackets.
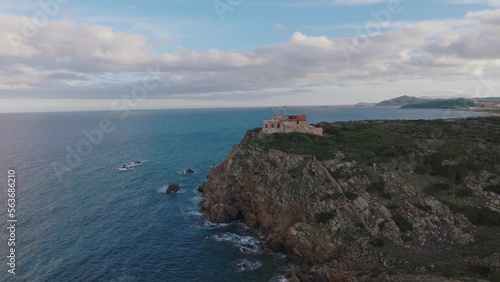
[199, 128, 500, 280]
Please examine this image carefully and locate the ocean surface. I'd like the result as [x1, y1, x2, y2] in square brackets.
[0, 107, 485, 281]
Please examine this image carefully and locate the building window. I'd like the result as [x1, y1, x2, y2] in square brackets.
[271, 124, 274, 128]
[277, 123, 280, 128]
[296, 121, 299, 124]
[265, 124, 268, 128]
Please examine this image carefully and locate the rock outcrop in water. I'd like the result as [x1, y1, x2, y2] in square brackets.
[182, 169, 195, 175]
[166, 183, 180, 194]
[200, 117, 500, 281]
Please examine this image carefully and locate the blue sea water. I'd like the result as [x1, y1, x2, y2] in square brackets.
[0, 107, 484, 281]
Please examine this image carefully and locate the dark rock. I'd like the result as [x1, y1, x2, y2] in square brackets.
[184, 169, 195, 174]
[134, 160, 141, 164]
[166, 183, 180, 194]
[224, 205, 240, 220]
[197, 184, 204, 193]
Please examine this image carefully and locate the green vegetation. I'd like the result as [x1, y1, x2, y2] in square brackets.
[414, 203, 432, 213]
[424, 182, 451, 197]
[344, 191, 359, 201]
[315, 211, 336, 224]
[483, 184, 500, 195]
[392, 214, 413, 232]
[330, 168, 344, 179]
[290, 182, 302, 197]
[423, 149, 476, 182]
[467, 264, 491, 278]
[320, 193, 343, 201]
[289, 159, 309, 179]
[249, 127, 262, 133]
[369, 237, 385, 247]
[444, 202, 500, 227]
[265, 157, 278, 168]
[455, 187, 473, 198]
[414, 164, 427, 175]
[244, 118, 500, 178]
[367, 179, 385, 193]
[385, 202, 399, 210]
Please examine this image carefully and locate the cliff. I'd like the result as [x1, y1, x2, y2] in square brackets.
[199, 117, 500, 281]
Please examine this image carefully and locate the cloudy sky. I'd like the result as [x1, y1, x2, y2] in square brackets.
[0, 0, 499, 112]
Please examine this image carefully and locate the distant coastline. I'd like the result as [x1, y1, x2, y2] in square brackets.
[272, 95, 500, 115]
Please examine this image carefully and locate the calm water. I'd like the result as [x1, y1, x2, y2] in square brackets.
[0, 107, 484, 281]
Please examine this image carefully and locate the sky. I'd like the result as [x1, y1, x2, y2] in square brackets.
[0, 0, 500, 112]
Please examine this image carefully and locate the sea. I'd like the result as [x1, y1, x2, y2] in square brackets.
[0, 106, 485, 282]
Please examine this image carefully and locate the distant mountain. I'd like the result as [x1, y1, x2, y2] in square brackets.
[352, 102, 377, 107]
[370, 96, 500, 112]
[375, 96, 432, 106]
[401, 98, 477, 109]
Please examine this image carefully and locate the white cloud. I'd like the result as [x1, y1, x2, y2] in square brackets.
[1, 8, 500, 106]
[448, 0, 500, 7]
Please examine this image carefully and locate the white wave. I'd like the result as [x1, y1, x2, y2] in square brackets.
[189, 210, 201, 216]
[272, 252, 287, 259]
[231, 259, 262, 272]
[118, 160, 144, 171]
[178, 169, 197, 175]
[183, 209, 202, 216]
[211, 232, 263, 254]
[197, 220, 231, 229]
[269, 274, 287, 282]
[189, 195, 202, 205]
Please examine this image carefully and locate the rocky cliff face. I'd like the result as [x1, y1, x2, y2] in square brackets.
[199, 118, 500, 281]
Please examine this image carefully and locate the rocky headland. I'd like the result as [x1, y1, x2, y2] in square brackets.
[199, 117, 500, 281]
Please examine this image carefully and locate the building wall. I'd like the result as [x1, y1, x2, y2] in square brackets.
[282, 124, 323, 136]
[262, 120, 283, 134]
[262, 116, 323, 136]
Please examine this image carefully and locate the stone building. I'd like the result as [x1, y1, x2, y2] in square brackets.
[262, 114, 323, 136]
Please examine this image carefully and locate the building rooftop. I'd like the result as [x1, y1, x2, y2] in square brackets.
[287, 115, 307, 121]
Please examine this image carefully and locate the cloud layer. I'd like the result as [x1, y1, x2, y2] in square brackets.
[1, 8, 500, 102]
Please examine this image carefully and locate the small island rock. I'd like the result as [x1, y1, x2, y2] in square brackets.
[183, 169, 195, 174]
[166, 183, 180, 194]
